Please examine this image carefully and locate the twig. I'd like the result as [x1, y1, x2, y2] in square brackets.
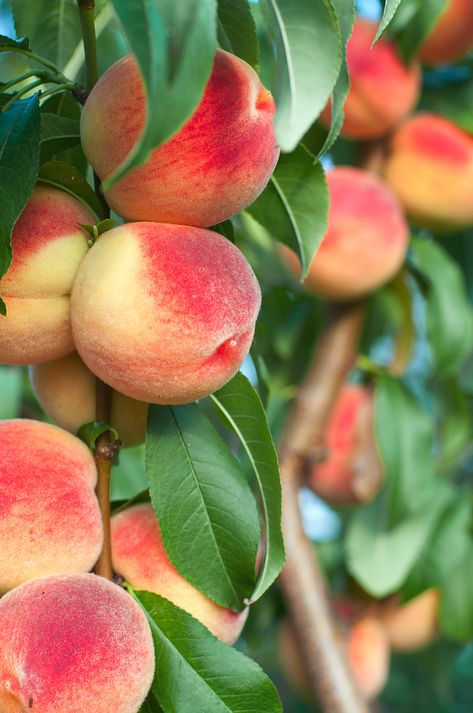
[278, 301, 370, 713]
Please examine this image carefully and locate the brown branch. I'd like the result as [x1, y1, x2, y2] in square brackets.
[94, 379, 117, 580]
[278, 301, 370, 713]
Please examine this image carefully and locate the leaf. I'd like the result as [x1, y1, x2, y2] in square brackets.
[146, 404, 260, 611]
[375, 373, 436, 524]
[0, 34, 29, 50]
[440, 546, 473, 641]
[0, 366, 22, 418]
[37, 160, 103, 218]
[395, 0, 449, 61]
[261, 0, 342, 152]
[40, 113, 81, 164]
[111, 446, 148, 502]
[77, 421, 119, 450]
[420, 78, 473, 135]
[103, 0, 217, 190]
[410, 238, 473, 379]
[217, 0, 259, 68]
[139, 693, 164, 713]
[246, 145, 329, 278]
[374, 0, 405, 42]
[0, 94, 40, 314]
[210, 372, 284, 601]
[135, 590, 283, 713]
[452, 642, 473, 711]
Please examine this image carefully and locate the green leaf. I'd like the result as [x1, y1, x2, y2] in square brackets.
[374, 0, 405, 42]
[0, 94, 40, 312]
[210, 372, 284, 601]
[0, 34, 30, 50]
[395, 0, 449, 61]
[261, 0, 342, 152]
[246, 145, 328, 279]
[452, 642, 473, 711]
[217, 0, 259, 68]
[135, 590, 283, 713]
[37, 160, 103, 218]
[139, 693, 164, 713]
[0, 366, 22, 418]
[440, 546, 473, 641]
[375, 373, 436, 524]
[420, 78, 473, 134]
[345, 483, 452, 597]
[111, 446, 148, 502]
[79, 218, 117, 243]
[410, 238, 473, 379]
[40, 113, 81, 164]
[146, 404, 260, 611]
[103, 0, 217, 190]
[77, 421, 119, 450]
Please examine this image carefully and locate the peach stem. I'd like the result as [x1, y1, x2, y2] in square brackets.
[278, 301, 370, 713]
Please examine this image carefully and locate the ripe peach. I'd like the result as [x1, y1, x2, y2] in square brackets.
[418, 0, 473, 65]
[320, 19, 420, 140]
[308, 384, 382, 505]
[0, 419, 103, 593]
[30, 352, 148, 446]
[0, 573, 154, 713]
[81, 49, 279, 227]
[71, 222, 261, 404]
[379, 589, 440, 651]
[0, 186, 93, 365]
[280, 167, 409, 300]
[111, 503, 248, 645]
[383, 113, 473, 231]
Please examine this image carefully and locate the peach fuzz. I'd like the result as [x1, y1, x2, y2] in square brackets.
[320, 19, 420, 140]
[0, 573, 154, 713]
[309, 384, 382, 505]
[418, 0, 473, 65]
[384, 113, 473, 232]
[0, 419, 103, 593]
[280, 167, 409, 301]
[111, 503, 248, 645]
[379, 589, 440, 652]
[30, 352, 148, 446]
[0, 185, 93, 365]
[81, 49, 279, 227]
[71, 222, 261, 404]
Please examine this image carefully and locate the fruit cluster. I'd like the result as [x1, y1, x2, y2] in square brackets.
[0, 49, 278, 713]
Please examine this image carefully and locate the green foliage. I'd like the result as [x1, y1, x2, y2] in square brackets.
[37, 160, 103, 217]
[0, 366, 22, 418]
[217, 0, 259, 68]
[421, 78, 473, 135]
[77, 421, 119, 449]
[375, 0, 407, 42]
[388, 0, 449, 60]
[134, 590, 283, 713]
[39, 113, 81, 164]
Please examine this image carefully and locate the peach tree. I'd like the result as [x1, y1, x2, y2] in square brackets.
[1, 0, 473, 712]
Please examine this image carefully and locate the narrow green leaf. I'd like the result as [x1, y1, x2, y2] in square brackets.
[440, 546, 473, 641]
[103, 0, 217, 190]
[146, 404, 260, 611]
[246, 146, 329, 278]
[261, 0, 342, 152]
[0, 94, 40, 289]
[77, 421, 119, 450]
[395, 0, 449, 61]
[135, 590, 283, 713]
[0, 34, 29, 50]
[210, 372, 284, 601]
[374, 0, 404, 42]
[37, 160, 103, 218]
[40, 113, 81, 164]
[217, 0, 259, 68]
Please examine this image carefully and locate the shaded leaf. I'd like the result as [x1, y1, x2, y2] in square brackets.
[37, 160, 103, 218]
[40, 113, 80, 164]
[217, 0, 259, 68]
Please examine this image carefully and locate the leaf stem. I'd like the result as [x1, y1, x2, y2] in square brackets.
[0, 47, 71, 81]
[77, 0, 99, 92]
[1, 80, 44, 111]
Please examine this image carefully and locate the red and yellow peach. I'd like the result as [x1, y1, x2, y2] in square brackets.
[30, 352, 148, 446]
[111, 503, 248, 645]
[71, 222, 261, 404]
[379, 589, 440, 652]
[0, 186, 93, 365]
[418, 0, 473, 65]
[0, 573, 154, 713]
[81, 49, 279, 227]
[280, 167, 409, 301]
[0, 419, 103, 593]
[320, 19, 420, 140]
[383, 113, 473, 231]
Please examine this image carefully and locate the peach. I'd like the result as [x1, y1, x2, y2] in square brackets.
[383, 113, 473, 231]
[111, 503, 248, 645]
[0, 186, 93, 365]
[0, 573, 154, 713]
[280, 167, 409, 300]
[81, 49, 279, 227]
[308, 384, 382, 505]
[30, 352, 148, 446]
[379, 589, 440, 651]
[71, 222, 261, 404]
[418, 0, 473, 65]
[0, 419, 103, 593]
[320, 19, 420, 140]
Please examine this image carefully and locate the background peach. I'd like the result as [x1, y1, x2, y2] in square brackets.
[0, 186, 93, 365]
[379, 589, 440, 651]
[384, 113, 473, 231]
[0, 419, 103, 593]
[418, 0, 473, 65]
[281, 167, 409, 301]
[320, 19, 420, 140]
[30, 352, 148, 446]
[71, 222, 261, 404]
[111, 504, 248, 645]
[81, 49, 279, 227]
[0, 574, 154, 713]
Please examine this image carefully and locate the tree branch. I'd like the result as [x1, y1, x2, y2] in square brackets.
[278, 301, 370, 713]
